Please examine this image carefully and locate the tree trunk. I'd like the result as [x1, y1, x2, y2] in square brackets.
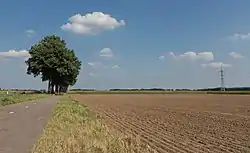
[58, 85, 61, 94]
[47, 81, 50, 94]
[51, 83, 55, 94]
[61, 85, 69, 93]
[58, 85, 68, 93]
[61, 85, 66, 93]
[55, 85, 60, 95]
[65, 85, 69, 92]
[47, 80, 52, 94]
[55, 85, 58, 95]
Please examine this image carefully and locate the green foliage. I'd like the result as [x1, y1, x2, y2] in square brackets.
[25, 35, 81, 93]
[0, 93, 48, 107]
[1, 97, 15, 106]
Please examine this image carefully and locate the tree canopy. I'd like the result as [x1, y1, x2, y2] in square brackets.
[25, 35, 81, 94]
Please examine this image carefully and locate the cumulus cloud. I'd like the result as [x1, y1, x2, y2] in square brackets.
[87, 62, 103, 68]
[169, 51, 214, 62]
[0, 50, 30, 59]
[227, 33, 250, 41]
[100, 48, 114, 57]
[61, 12, 125, 35]
[201, 62, 232, 69]
[169, 52, 175, 57]
[158, 56, 165, 61]
[229, 52, 244, 59]
[26, 29, 35, 37]
[112, 65, 120, 69]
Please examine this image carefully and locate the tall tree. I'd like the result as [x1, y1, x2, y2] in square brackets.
[25, 35, 81, 94]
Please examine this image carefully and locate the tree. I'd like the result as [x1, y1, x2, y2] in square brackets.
[25, 35, 81, 94]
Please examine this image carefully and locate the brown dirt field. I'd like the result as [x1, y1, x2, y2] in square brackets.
[73, 94, 250, 153]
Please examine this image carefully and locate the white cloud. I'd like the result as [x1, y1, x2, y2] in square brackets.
[0, 50, 30, 59]
[88, 72, 96, 77]
[169, 52, 175, 58]
[158, 56, 165, 60]
[112, 65, 120, 69]
[100, 48, 114, 57]
[227, 33, 250, 41]
[229, 52, 244, 59]
[169, 51, 214, 62]
[61, 12, 125, 35]
[26, 29, 35, 37]
[87, 62, 103, 68]
[87, 62, 95, 66]
[201, 62, 232, 69]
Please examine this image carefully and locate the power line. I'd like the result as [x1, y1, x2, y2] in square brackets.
[220, 64, 225, 91]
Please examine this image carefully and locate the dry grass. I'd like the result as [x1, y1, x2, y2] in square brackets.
[31, 96, 156, 153]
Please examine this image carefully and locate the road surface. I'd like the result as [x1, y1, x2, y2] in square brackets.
[0, 96, 59, 153]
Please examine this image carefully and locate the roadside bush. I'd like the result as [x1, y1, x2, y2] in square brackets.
[1, 97, 15, 106]
[0, 94, 48, 107]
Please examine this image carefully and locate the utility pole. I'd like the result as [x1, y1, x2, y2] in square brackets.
[220, 64, 225, 91]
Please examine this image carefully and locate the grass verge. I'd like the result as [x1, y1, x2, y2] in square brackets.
[31, 96, 156, 153]
[0, 94, 49, 107]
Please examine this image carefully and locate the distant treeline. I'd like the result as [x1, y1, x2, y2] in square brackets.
[70, 87, 250, 92]
[109, 88, 172, 91]
[196, 87, 250, 91]
[70, 89, 96, 91]
[0, 89, 43, 91]
[111, 87, 250, 91]
[0, 89, 46, 94]
[2, 87, 249, 93]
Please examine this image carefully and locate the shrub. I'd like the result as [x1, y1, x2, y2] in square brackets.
[1, 97, 15, 106]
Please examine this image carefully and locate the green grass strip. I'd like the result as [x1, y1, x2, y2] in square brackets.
[0, 94, 49, 107]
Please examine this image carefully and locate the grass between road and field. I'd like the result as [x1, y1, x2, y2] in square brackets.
[31, 96, 155, 153]
[69, 90, 250, 95]
[0, 93, 49, 107]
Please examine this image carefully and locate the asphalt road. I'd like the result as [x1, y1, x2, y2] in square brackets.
[0, 96, 59, 153]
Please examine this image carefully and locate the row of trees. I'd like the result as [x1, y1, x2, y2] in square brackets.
[26, 35, 81, 94]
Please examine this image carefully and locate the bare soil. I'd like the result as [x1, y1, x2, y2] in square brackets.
[73, 94, 250, 153]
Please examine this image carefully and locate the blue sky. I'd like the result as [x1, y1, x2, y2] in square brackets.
[1, 0, 250, 89]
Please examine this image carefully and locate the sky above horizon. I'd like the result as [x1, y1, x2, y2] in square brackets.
[1, 0, 250, 89]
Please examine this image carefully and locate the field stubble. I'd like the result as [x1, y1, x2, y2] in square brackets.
[73, 94, 250, 153]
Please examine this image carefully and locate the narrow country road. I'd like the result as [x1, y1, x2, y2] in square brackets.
[0, 96, 59, 153]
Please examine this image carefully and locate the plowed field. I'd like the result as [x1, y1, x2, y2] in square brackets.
[73, 94, 250, 153]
